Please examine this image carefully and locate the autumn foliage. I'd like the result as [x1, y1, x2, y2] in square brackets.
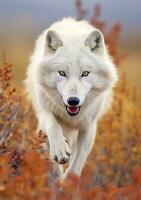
[0, 1, 141, 199]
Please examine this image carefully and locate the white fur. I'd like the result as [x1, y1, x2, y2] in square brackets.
[25, 18, 118, 179]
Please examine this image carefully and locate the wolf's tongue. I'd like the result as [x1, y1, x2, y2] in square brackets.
[68, 107, 78, 113]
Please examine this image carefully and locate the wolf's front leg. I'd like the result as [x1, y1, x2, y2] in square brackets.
[64, 122, 97, 178]
[39, 111, 72, 165]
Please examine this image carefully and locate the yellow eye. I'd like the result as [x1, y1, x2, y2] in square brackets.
[58, 71, 67, 77]
[81, 71, 90, 77]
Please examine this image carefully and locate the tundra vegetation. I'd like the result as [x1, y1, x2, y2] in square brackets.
[0, 1, 141, 199]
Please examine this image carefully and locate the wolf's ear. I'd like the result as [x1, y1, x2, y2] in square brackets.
[45, 30, 63, 52]
[85, 29, 105, 53]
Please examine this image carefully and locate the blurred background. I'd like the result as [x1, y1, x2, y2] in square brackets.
[0, 0, 141, 88]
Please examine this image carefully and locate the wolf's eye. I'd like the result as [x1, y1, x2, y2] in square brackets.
[81, 71, 90, 77]
[58, 71, 67, 77]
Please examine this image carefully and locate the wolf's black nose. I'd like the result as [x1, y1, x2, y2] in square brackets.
[67, 97, 80, 106]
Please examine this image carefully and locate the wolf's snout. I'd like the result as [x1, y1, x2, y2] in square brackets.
[67, 97, 80, 106]
[66, 97, 81, 116]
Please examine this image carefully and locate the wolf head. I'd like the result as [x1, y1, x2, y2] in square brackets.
[38, 18, 118, 116]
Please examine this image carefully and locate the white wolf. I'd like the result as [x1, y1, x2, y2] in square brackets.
[25, 18, 118, 179]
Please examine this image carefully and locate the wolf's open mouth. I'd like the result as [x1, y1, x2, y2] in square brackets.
[66, 106, 80, 116]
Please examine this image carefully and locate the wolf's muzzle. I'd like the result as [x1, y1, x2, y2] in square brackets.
[65, 97, 81, 116]
[67, 97, 80, 106]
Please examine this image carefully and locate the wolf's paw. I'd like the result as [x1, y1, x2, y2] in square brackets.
[50, 139, 71, 164]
